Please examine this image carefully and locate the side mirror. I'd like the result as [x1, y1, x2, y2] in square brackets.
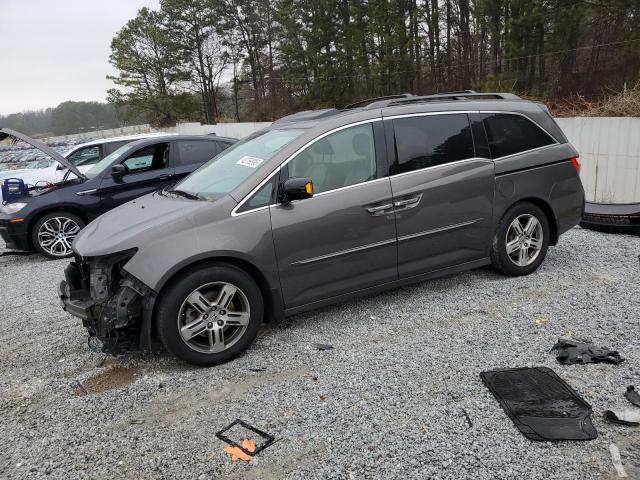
[280, 177, 314, 203]
[111, 164, 127, 178]
[56, 164, 66, 171]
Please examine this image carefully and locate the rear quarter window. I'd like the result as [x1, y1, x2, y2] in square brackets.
[482, 113, 555, 158]
[103, 141, 130, 156]
[392, 114, 474, 174]
[176, 140, 223, 166]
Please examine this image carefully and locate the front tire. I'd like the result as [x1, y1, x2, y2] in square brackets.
[156, 263, 264, 366]
[31, 211, 85, 259]
[490, 202, 550, 277]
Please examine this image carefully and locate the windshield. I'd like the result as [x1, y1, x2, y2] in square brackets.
[174, 129, 304, 198]
[84, 144, 132, 179]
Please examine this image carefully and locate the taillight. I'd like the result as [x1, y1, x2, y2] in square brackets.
[570, 156, 581, 174]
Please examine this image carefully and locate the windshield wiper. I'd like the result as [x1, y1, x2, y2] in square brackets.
[166, 188, 203, 200]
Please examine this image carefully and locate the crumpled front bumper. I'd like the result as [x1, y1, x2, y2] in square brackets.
[58, 256, 157, 351]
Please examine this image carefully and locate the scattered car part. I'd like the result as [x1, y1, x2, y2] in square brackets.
[461, 408, 473, 428]
[625, 386, 640, 408]
[216, 419, 275, 457]
[224, 439, 256, 462]
[604, 410, 640, 427]
[480, 366, 598, 441]
[609, 443, 629, 478]
[550, 338, 624, 365]
[581, 201, 640, 235]
[313, 343, 334, 351]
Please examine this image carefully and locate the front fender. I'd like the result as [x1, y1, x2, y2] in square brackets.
[124, 206, 280, 294]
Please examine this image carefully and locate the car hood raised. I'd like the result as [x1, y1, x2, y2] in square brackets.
[0, 128, 85, 180]
[73, 191, 232, 257]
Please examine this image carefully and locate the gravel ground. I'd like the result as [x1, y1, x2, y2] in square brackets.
[0, 227, 639, 479]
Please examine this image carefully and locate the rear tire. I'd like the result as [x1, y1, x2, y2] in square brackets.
[490, 202, 550, 277]
[156, 263, 263, 366]
[31, 211, 85, 259]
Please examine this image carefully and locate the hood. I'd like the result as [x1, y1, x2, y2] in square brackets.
[0, 128, 86, 180]
[73, 191, 229, 257]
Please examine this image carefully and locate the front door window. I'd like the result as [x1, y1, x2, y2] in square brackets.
[286, 123, 377, 194]
[122, 144, 169, 174]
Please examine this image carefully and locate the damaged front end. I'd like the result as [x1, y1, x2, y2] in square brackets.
[58, 249, 157, 353]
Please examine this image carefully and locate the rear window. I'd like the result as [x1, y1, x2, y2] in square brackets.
[482, 113, 555, 158]
[176, 140, 223, 166]
[392, 114, 474, 174]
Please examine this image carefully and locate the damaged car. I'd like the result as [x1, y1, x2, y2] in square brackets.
[59, 92, 585, 366]
[0, 128, 236, 258]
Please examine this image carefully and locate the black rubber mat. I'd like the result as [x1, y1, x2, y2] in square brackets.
[480, 367, 598, 441]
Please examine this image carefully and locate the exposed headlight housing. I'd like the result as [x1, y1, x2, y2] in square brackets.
[1, 202, 27, 215]
[87, 248, 139, 302]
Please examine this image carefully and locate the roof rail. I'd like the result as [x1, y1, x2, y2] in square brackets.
[272, 108, 341, 124]
[342, 94, 414, 110]
[387, 92, 521, 106]
[433, 90, 478, 95]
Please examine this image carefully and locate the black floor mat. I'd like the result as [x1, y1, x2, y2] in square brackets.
[480, 367, 598, 441]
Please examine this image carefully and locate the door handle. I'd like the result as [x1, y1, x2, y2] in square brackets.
[393, 194, 422, 210]
[158, 174, 172, 180]
[366, 194, 422, 216]
[366, 203, 394, 216]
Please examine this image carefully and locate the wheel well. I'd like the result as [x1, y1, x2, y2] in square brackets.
[153, 256, 280, 327]
[512, 197, 558, 245]
[27, 207, 89, 249]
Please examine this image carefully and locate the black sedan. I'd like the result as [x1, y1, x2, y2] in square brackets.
[0, 129, 236, 258]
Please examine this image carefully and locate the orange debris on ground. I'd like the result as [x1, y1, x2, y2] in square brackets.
[223, 438, 257, 462]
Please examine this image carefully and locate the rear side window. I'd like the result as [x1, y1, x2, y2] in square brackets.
[67, 145, 102, 166]
[176, 140, 222, 166]
[482, 113, 555, 158]
[104, 141, 129, 156]
[392, 114, 474, 174]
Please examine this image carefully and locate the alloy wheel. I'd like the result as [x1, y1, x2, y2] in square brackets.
[177, 282, 251, 354]
[505, 213, 544, 267]
[37, 216, 81, 257]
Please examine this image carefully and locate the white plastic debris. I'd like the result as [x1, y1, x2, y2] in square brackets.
[609, 443, 628, 478]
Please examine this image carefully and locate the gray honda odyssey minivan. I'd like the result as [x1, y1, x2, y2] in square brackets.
[60, 92, 584, 366]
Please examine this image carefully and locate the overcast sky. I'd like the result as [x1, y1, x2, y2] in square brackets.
[0, 0, 159, 115]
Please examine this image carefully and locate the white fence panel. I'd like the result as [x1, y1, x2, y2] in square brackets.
[159, 122, 272, 138]
[556, 117, 640, 203]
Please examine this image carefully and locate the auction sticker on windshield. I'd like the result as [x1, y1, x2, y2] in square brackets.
[237, 156, 264, 168]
